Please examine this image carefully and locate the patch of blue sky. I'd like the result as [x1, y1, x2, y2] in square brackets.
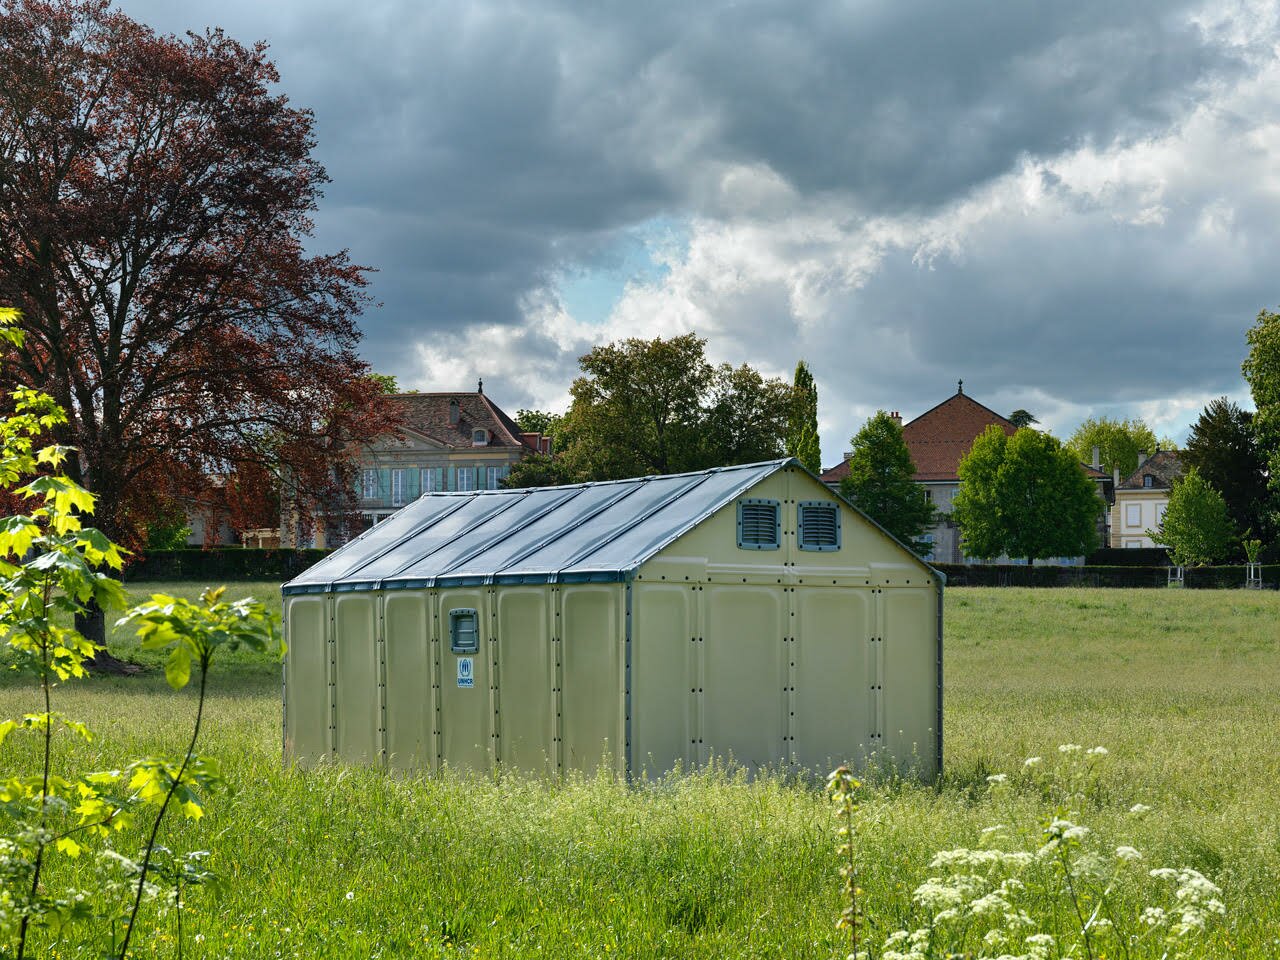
[555, 216, 689, 326]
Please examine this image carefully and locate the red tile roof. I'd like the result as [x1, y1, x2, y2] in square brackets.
[387, 391, 537, 450]
[820, 390, 1016, 484]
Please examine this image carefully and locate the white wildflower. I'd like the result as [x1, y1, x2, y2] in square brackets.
[967, 892, 1010, 916]
[1140, 906, 1167, 926]
[345, 891, 355, 901]
[1115, 845, 1143, 862]
[1129, 802, 1152, 815]
[1086, 746, 1109, 756]
[1058, 743, 1083, 754]
[986, 773, 1008, 785]
[1023, 756, 1042, 767]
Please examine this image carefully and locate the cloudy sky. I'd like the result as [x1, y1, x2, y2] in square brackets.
[122, 0, 1279, 463]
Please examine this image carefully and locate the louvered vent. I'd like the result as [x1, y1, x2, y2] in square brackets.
[798, 502, 841, 551]
[737, 499, 780, 550]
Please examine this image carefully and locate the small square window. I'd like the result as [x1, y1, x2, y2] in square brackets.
[473, 429, 489, 446]
[737, 499, 780, 550]
[798, 501, 841, 551]
[449, 608, 479, 653]
[1143, 475, 1154, 488]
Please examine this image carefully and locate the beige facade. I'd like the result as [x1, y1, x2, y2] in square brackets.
[1111, 490, 1170, 548]
[282, 461, 944, 781]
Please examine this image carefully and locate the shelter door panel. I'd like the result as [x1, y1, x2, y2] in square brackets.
[383, 592, 432, 771]
[701, 585, 786, 771]
[560, 586, 622, 775]
[438, 590, 492, 773]
[880, 588, 938, 777]
[792, 588, 874, 772]
[284, 596, 330, 764]
[333, 594, 380, 763]
[630, 583, 696, 775]
[495, 589, 555, 776]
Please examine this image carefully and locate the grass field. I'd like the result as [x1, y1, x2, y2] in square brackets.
[2, 584, 1278, 958]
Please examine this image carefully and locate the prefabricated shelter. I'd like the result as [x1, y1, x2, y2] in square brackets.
[281, 459, 943, 780]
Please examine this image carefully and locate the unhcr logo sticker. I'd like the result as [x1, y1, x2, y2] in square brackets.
[456, 656, 475, 688]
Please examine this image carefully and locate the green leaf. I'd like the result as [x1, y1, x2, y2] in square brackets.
[164, 644, 191, 690]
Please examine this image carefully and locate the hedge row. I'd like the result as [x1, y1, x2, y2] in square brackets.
[124, 548, 331, 582]
[933, 563, 1280, 589]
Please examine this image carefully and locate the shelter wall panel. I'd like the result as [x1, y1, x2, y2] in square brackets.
[881, 588, 939, 777]
[284, 596, 329, 764]
[561, 586, 622, 775]
[630, 583, 695, 775]
[333, 594, 380, 763]
[383, 592, 432, 771]
[701, 585, 786, 770]
[495, 589, 555, 776]
[438, 589, 492, 772]
[793, 587, 874, 772]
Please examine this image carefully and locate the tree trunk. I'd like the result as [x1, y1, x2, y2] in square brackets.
[77, 599, 140, 675]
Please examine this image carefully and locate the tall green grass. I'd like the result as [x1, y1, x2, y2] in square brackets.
[2, 585, 1277, 958]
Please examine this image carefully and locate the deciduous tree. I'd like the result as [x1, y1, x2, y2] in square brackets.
[954, 426, 1102, 564]
[1152, 468, 1235, 566]
[559, 334, 792, 480]
[1066, 417, 1160, 476]
[839, 411, 934, 554]
[1242, 308, 1280, 526]
[1008, 409, 1039, 429]
[0, 1, 393, 596]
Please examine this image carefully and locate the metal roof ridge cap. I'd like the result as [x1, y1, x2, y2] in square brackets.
[375, 490, 534, 581]
[431, 486, 592, 579]
[550, 469, 721, 581]
[489, 477, 653, 580]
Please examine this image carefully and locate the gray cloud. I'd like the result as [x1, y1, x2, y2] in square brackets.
[116, 0, 1276, 451]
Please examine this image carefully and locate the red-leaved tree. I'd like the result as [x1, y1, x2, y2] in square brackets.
[0, 0, 395, 646]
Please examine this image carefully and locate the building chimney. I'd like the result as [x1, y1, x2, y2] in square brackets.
[1091, 445, 1101, 469]
[843, 450, 854, 463]
[890, 411, 903, 427]
[449, 399, 460, 425]
[1137, 450, 1149, 467]
[1113, 467, 1120, 486]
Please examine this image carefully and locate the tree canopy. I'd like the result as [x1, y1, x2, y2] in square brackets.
[558, 334, 793, 481]
[953, 426, 1102, 564]
[839, 411, 934, 554]
[1065, 417, 1163, 476]
[1153, 468, 1235, 566]
[1181, 397, 1266, 544]
[1242, 308, 1280, 528]
[1008, 409, 1039, 429]
[0, 0, 393, 558]
[787, 360, 821, 473]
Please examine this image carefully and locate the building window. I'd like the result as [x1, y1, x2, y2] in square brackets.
[473, 429, 488, 446]
[449, 608, 479, 653]
[361, 469, 377, 500]
[390, 469, 406, 506]
[924, 489, 932, 501]
[1155, 503, 1166, 526]
[1125, 504, 1141, 528]
[457, 467, 475, 491]
[486, 466, 504, 489]
[798, 501, 840, 551]
[421, 467, 444, 493]
[1143, 475, 1154, 488]
[920, 533, 935, 562]
[737, 499, 780, 550]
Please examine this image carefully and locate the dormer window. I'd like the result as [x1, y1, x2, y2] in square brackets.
[472, 428, 488, 446]
[1143, 474, 1154, 488]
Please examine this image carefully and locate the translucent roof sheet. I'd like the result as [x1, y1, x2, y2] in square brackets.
[283, 460, 790, 594]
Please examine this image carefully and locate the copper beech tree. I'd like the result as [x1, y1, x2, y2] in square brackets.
[0, 1, 395, 643]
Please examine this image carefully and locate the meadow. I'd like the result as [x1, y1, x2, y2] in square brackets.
[2, 584, 1278, 958]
